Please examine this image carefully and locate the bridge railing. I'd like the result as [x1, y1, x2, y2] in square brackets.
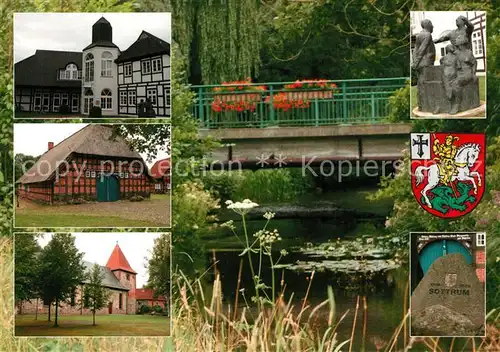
[192, 77, 408, 129]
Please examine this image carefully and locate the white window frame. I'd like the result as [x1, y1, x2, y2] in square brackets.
[61, 93, 69, 107]
[124, 63, 132, 77]
[128, 90, 136, 106]
[155, 183, 161, 190]
[101, 52, 113, 77]
[152, 58, 162, 73]
[71, 94, 79, 112]
[42, 93, 50, 112]
[120, 91, 127, 106]
[34, 91, 42, 111]
[85, 53, 94, 82]
[147, 88, 157, 105]
[53, 93, 61, 112]
[476, 232, 486, 247]
[91, 171, 96, 178]
[100, 89, 112, 110]
[142, 60, 151, 74]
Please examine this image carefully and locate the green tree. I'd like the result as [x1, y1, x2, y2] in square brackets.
[14, 153, 38, 181]
[83, 264, 110, 326]
[146, 233, 171, 299]
[14, 233, 40, 313]
[172, 0, 261, 84]
[37, 233, 85, 327]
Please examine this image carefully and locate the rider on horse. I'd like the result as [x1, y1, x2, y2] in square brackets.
[433, 135, 460, 185]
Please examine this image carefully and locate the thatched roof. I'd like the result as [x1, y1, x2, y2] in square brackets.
[19, 125, 143, 184]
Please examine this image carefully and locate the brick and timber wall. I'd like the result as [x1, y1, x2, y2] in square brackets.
[18, 181, 53, 204]
[51, 153, 151, 203]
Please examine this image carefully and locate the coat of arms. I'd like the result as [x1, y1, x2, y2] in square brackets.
[445, 273, 458, 288]
[410, 133, 485, 218]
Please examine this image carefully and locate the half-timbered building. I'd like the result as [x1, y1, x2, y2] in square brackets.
[116, 31, 171, 117]
[17, 124, 152, 204]
[14, 16, 171, 117]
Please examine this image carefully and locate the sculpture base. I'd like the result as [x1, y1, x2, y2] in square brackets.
[412, 101, 486, 118]
[416, 66, 481, 115]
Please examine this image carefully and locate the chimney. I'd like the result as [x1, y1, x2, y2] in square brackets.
[48, 142, 54, 150]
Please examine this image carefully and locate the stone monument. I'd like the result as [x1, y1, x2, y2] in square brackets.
[412, 16, 483, 117]
[411, 253, 485, 336]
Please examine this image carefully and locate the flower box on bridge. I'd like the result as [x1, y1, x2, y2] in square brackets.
[282, 79, 337, 100]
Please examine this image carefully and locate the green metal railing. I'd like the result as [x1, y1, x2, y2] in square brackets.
[192, 77, 408, 129]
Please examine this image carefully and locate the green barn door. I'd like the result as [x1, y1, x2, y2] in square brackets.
[97, 175, 120, 202]
[419, 240, 472, 274]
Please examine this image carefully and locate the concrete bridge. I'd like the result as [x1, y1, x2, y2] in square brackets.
[193, 77, 411, 169]
[200, 123, 412, 169]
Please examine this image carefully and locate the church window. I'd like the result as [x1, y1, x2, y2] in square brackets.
[119, 294, 123, 309]
[126, 273, 130, 280]
[152, 58, 161, 73]
[53, 93, 61, 112]
[124, 63, 132, 77]
[85, 53, 94, 82]
[100, 89, 112, 110]
[142, 60, 151, 74]
[101, 52, 113, 77]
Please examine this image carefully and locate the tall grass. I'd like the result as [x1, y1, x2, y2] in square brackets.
[203, 169, 312, 204]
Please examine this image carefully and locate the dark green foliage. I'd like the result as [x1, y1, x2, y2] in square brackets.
[152, 304, 163, 313]
[37, 233, 86, 326]
[59, 104, 70, 114]
[14, 153, 38, 183]
[140, 304, 151, 314]
[14, 233, 40, 304]
[89, 106, 102, 118]
[146, 233, 170, 299]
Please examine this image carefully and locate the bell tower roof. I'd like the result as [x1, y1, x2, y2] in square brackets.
[106, 243, 137, 274]
[83, 16, 119, 51]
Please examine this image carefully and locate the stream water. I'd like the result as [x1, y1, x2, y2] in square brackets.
[200, 187, 416, 351]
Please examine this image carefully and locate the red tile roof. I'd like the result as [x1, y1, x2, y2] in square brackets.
[150, 158, 170, 178]
[136, 288, 166, 301]
[105, 243, 137, 274]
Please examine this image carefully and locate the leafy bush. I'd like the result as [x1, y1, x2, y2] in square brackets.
[59, 104, 70, 114]
[130, 195, 145, 202]
[89, 106, 102, 117]
[152, 305, 163, 314]
[139, 304, 151, 314]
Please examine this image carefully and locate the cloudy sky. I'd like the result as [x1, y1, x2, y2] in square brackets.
[14, 12, 171, 63]
[33, 232, 165, 287]
[14, 123, 170, 167]
[411, 11, 486, 39]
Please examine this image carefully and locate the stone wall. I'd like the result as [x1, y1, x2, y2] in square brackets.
[18, 287, 131, 315]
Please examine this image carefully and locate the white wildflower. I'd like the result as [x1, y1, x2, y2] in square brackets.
[263, 212, 275, 220]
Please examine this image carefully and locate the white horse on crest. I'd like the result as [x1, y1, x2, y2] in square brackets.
[415, 143, 482, 208]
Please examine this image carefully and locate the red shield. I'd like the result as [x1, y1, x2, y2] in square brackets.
[410, 133, 485, 218]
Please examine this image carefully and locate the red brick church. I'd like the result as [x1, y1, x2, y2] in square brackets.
[19, 243, 144, 315]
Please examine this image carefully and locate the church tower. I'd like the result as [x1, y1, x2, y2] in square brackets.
[81, 17, 120, 116]
[105, 243, 137, 314]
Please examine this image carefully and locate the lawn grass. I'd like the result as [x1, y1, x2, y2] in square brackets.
[410, 75, 486, 112]
[15, 214, 163, 228]
[151, 193, 171, 200]
[15, 313, 170, 336]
